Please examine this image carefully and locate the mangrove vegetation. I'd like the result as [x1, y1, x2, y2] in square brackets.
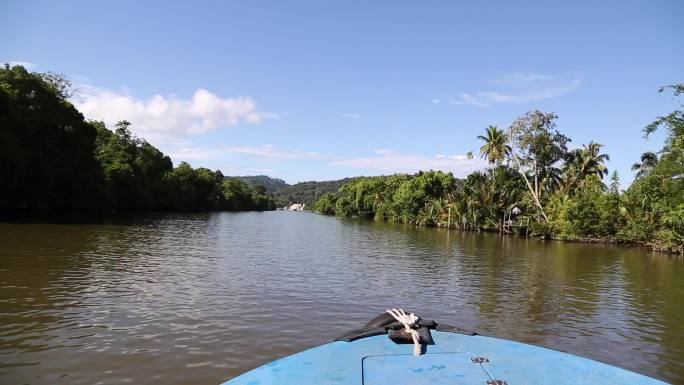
[314, 86, 684, 253]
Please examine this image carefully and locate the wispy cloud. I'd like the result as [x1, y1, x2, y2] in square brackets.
[331, 149, 485, 176]
[343, 112, 363, 119]
[247, 168, 276, 174]
[226, 145, 485, 177]
[73, 84, 271, 142]
[491, 72, 559, 84]
[225, 144, 329, 160]
[167, 147, 225, 161]
[434, 72, 581, 107]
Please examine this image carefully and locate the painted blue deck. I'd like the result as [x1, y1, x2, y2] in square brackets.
[222, 331, 669, 384]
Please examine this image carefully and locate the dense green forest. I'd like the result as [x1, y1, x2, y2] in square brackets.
[3, 64, 682, 252]
[231, 175, 361, 207]
[314, 86, 684, 253]
[0, 65, 275, 216]
[227, 175, 289, 194]
[272, 178, 360, 207]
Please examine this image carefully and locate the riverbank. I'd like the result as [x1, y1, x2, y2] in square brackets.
[313, 206, 683, 255]
[311, 86, 684, 256]
[1, 66, 277, 216]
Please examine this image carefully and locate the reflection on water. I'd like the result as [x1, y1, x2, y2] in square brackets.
[0, 211, 682, 384]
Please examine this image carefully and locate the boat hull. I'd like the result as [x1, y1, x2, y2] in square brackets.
[222, 330, 668, 384]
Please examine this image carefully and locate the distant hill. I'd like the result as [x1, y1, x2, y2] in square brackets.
[226, 175, 289, 194]
[226, 175, 360, 208]
[272, 178, 359, 208]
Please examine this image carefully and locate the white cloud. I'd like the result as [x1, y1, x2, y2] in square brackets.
[73, 85, 269, 141]
[448, 93, 492, 107]
[5, 61, 36, 70]
[491, 72, 558, 84]
[247, 168, 276, 174]
[438, 72, 580, 107]
[343, 112, 363, 119]
[225, 144, 329, 160]
[331, 149, 484, 177]
[227, 145, 485, 177]
[167, 147, 224, 161]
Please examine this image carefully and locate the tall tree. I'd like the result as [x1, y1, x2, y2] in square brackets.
[562, 141, 610, 191]
[581, 141, 610, 178]
[643, 84, 684, 180]
[508, 111, 570, 221]
[94, 120, 173, 210]
[609, 170, 620, 194]
[631, 151, 659, 179]
[477, 125, 511, 165]
[0, 64, 107, 213]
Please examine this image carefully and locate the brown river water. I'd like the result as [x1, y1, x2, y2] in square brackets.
[1, 211, 683, 384]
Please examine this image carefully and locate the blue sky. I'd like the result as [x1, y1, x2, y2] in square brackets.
[2, 1, 682, 184]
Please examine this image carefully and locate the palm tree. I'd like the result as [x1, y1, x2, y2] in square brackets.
[571, 141, 609, 178]
[609, 170, 620, 193]
[583, 141, 610, 178]
[562, 141, 610, 191]
[477, 125, 511, 165]
[541, 166, 563, 193]
[631, 151, 658, 179]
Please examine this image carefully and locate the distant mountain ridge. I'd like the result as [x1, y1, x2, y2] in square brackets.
[227, 175, 289, 194]
[225, 175, 360, 208]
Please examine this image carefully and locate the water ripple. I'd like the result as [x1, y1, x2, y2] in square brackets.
[0, 212, 683, 384]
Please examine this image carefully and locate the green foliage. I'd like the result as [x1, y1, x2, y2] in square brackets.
[222, 178, 275, 211]
[656, 204, 684, 253]
[316, 87, 684, 253]
[498, 110, 569, 223]
[335, 177, 380, 219]
[510, 111, 570, 172]
[273, 178, 360, 207]
[0, 65, 274, 216]
[318, 169, 526, 229]
[226, 175, 288, 194]
[3, 63, 683, 253]
[631, 152, 658, 179]
[94, 120, 173, 210]
[164, 165, 225, 211]
[222, 175, 362, 209]
[0, 64, 107, 213]
[617, 84, 684, 251]
[477, 125, 511, 165]
[561, 141, 610, 193]
[549, 176, 619, 238]
[94, 121, 276, 213]
[325, 172, 454, 224]
[391, 171, 456, 224]
[313, 193, 337, 214]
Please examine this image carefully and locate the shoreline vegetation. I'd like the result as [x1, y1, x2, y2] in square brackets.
[0, 65, 276, 219]
[312, 86, 684, 254]
[2, 65, 682, 254]
[230, 175, 359, 208]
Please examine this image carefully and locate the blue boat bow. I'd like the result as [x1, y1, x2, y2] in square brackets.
[222, 311, 669, 385]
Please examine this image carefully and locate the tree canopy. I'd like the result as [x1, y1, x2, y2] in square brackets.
[0, 65, 275, 216]
[315, 86, 684, 253]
